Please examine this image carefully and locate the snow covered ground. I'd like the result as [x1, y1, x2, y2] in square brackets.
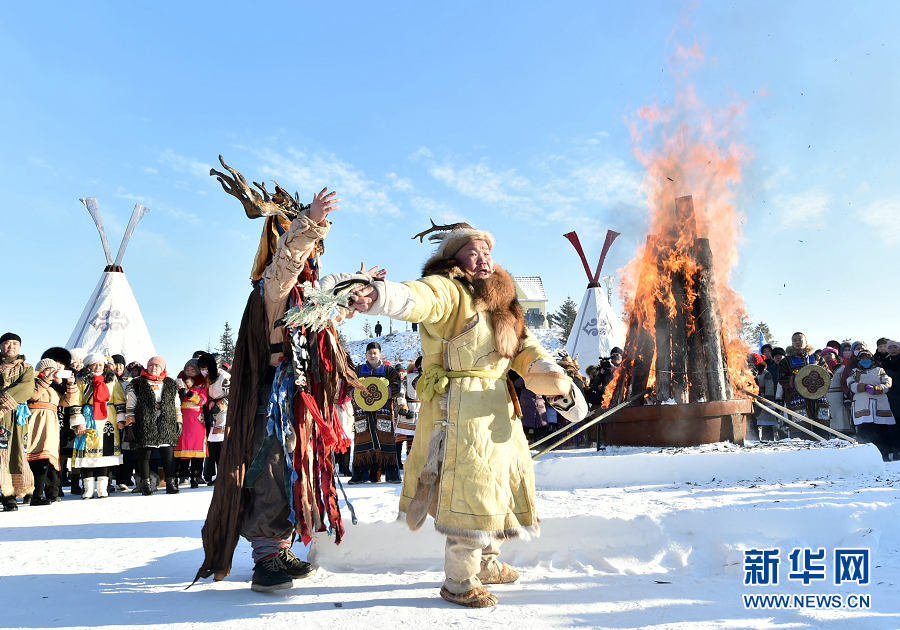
[3, 440, 899, 630]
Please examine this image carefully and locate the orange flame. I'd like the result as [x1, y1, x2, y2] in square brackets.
[617, 43, 755, 399]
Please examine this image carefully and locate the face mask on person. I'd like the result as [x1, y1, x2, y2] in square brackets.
[200, 368, 209, 377]
[859, 359, 874, 369]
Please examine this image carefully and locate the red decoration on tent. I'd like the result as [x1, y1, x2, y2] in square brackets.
[563, 230, 620, 287]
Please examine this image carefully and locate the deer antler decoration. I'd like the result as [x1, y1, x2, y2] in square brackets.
[210, 155, 308, 220]
[411, 218, 474, 243]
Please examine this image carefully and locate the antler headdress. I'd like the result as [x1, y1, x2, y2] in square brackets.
[210, 155, 308, 221]
[411, 218, 496, 271]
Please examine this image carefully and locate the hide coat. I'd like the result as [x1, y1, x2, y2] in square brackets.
[338, 265, 577, 542]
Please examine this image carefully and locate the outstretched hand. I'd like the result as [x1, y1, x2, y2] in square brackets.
[358, 261, 387, 280]
[309, 187, 339, 224]
[349, 261, 384, 312]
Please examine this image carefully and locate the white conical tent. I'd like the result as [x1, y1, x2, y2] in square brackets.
[67, 198, 156, 364]
[565, 285, 625, 366]
[562, 229, 624, 372]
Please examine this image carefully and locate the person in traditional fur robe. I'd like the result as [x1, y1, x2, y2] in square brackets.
[70, 353, 125, 499]
[195, 162, 355, 594]
[325, 223, 588, 608]
[0, 332, 35, 512]
[780, 332, 824, 435]
[25, 359, 77, 504]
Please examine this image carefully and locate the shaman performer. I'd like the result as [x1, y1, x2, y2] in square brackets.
[195, 157, 356, 593]
[348, 341, 402, 484]
[327, 221, 587, 607]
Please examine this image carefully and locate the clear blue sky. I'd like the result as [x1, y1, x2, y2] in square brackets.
[2, 2, 898, 365]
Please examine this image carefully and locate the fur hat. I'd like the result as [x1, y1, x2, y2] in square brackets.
[41, 347, 71, 366]
[85, 352, 107, 367]
[421, 223, 495, 272]
[69, 347, 87, 363]
[0, 332, 21, 344]
[36, 358, 58, 373]
[112, 354, 126, 365]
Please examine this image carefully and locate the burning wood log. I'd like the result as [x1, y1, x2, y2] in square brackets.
[653, 244, 673, 402]
[627, 236, 659, 400]
[693, 237, 731, 401]
[670, 271, 689, 403]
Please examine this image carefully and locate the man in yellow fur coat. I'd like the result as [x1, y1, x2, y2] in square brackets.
[327, 222, 587, 607]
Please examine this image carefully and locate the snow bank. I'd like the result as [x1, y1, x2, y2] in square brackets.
[312, 444, 895, 582]
[534, 442, 885, 489]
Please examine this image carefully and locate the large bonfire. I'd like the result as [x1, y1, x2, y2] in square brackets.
[608, 43, 755, 408]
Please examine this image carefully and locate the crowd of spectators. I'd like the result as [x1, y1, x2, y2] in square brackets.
[0, 332, 230, 510]
[746, 333, 899, 460]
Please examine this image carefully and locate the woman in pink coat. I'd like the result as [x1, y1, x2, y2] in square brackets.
[174, 359, 208, 488]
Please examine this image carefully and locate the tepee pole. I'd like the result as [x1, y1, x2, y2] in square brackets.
[80, 197, 114, 265]
[113, 204, 151, 267]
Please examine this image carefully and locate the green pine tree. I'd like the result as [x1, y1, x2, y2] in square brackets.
[218, 322, 235, 364]
[550, 296, 579, 342]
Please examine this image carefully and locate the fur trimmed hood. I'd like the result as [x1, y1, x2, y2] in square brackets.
[421, 259, 526, 359]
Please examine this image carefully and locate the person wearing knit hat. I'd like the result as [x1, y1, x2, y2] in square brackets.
[24, 357, 75, 505]
[328, 219, 587, 608]
[69, 350, 125, 499]
[847, 347, 896, 460]
[0, 332, 35, 511]
[40, 347, 72, 368]
[819, 347, 840, 372]
[125, 355, 182, 495]
[68, 348, 87, 373]
[174, 358, 209, 489]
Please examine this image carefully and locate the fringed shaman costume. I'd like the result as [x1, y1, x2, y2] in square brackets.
[195, 158, 357, 583]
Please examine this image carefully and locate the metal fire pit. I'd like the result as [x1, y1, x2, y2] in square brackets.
[603, 398, 752, 447]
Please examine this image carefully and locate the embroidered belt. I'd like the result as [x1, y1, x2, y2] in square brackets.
[28, 402, 58, 412]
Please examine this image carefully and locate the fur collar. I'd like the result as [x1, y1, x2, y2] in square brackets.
[421, 259, 526, 359]
[786, 343, 814, 358]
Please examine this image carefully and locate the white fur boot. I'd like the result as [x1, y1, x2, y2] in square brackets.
[82, 476, 96, 500]
[96, 476, 109, 498]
